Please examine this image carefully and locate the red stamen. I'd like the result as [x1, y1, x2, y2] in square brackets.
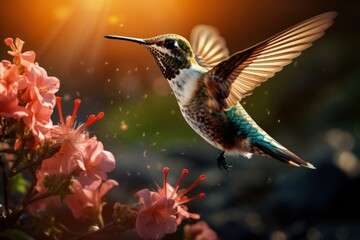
[178, 174, 206, 199]
[56, 97, 65, 125]
[69, 99, 81, 126]
[170, 168, 188, 199]
[178, 193, 205, 205]
[84, 112, 104, 127]
[163, 167, 169, 198]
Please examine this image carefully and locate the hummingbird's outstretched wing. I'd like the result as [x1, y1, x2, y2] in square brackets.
[205, 12, 337, 108]
[190, 25, 230, 69]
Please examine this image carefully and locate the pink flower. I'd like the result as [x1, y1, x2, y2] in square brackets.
[135, 167, 205, 240]
[44, 97, 105, 176]
[38, 147, 79, 176]
[4, 38, 35, 70]
[161, 167, 205, 224]
[184, 221, 219, 240]
[0, 60, 28, 119]
[27, 195, 62, 217]
[21, 65, 59, 141]
[65, 179, 118, 222]
[136, 189, 177, 240]
[22, 100, 54, 141]
[27, 169, 61, 216]
[20, 64, 59, 106]
[4, 37, 59, 141]
[77, 138, 116, 190]
[51, 97, 104, 152]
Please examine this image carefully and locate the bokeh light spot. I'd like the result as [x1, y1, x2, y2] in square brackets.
[335, 151, 360, 177]
[54, 6, 71, 21]
[120, 120, 128, 131]
[108, 15, 119, 25]
[325, 129, 355, 151]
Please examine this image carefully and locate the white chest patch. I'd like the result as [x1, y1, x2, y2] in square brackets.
[168, 65, 206, 106]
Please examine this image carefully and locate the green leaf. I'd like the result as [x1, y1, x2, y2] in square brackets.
[0, 229, 34, 240]
[9, 173, 30, 194]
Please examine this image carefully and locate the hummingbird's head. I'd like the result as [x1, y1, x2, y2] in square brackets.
[105, 34, 196, 80]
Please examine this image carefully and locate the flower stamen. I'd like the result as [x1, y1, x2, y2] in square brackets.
[178, 193, 205, 205]
[163, 167, 169, 198]
[83, 112, 104, 128]
[170, 168, 188, 199]
[70, 99, 81, 127]
[56, 97, 65, 126]
[177, 175, 206, 199]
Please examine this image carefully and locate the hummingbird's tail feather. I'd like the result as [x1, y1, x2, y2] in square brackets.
[252, 141, 315, 169]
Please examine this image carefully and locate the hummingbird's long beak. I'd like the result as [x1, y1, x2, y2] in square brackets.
[104, 35, 150, 45]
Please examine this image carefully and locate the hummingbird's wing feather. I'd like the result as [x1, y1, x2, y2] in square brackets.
[206, 11, 337, 108]
[190, 25, 230, 69]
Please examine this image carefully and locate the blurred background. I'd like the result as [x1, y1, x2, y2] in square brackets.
[1, 0, 360, 239]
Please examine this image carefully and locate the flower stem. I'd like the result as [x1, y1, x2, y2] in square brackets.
[24, 192, 52, 206]
[0, 157, 10, 225]
[71, 222, 122, 240]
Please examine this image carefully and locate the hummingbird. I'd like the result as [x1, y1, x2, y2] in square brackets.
[105, 12, 337, 170]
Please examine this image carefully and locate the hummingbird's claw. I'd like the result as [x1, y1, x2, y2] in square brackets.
[217, 150, 232, 171]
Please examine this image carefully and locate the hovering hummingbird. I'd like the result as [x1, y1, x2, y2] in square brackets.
[105, 12, 337, 170]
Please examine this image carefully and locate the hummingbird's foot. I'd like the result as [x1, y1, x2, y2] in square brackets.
[217, 150, 232, 171]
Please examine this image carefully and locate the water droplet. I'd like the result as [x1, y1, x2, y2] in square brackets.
[134, 67, 138, 72]
[277, 119, 281, 123]
[105, 61, 109, 65]
[146, 67, 150, 70]
[266, 109, 271, 115]
[88, 225, 99, 233]
[143, 150, 147, 157]
[107, 78, 111, 82]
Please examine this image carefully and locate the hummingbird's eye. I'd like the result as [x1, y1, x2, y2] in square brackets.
[164, 39, 176, 49]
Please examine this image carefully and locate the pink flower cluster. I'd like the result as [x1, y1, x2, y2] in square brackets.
[1, 38, 59, 142]
[135, 167, 206, 240]
[30, 97, 117, 222]
[0, 38, 117, 223]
